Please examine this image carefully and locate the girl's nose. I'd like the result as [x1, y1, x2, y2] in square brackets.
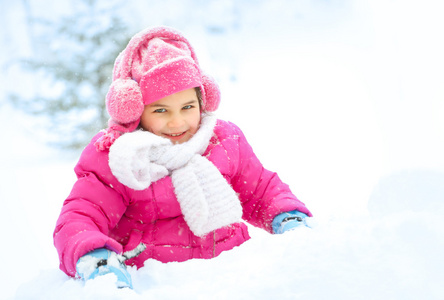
[167, 114, 185, 128]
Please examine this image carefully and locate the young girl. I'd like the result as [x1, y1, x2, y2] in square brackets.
[53, 26, 312, 289]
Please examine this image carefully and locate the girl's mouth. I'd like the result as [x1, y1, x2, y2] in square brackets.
[164, 131, 187, 141]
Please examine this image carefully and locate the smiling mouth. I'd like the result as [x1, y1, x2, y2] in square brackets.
[164, 131, 187, 139]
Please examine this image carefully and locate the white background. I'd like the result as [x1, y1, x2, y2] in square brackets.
[1, 0, 444, 299]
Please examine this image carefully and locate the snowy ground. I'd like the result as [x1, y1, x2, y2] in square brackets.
[2, 1, 444, 299]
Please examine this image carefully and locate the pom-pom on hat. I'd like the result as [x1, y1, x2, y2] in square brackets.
[95, 26, 221, 151]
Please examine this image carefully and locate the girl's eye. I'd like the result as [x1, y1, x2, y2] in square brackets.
[183, 105, 193, 110]
[154, 108, 166, 113]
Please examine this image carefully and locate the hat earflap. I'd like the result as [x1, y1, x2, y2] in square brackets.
[201, 73, 221, 112]
[106, 78, 144, 124]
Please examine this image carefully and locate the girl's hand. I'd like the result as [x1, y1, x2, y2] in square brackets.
[76, 248, 133, 289]
[272, 210, 310, 234]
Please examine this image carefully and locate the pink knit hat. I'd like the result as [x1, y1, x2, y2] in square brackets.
[95, 26, 221, 151]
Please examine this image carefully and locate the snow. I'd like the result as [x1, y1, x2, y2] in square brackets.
[10, 214, 444, 299]
[2, 0, 444, 299]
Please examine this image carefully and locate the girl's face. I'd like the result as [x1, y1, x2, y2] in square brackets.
[140, 88, 201, 144]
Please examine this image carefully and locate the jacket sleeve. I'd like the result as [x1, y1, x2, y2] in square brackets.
[227, 122, 312, 233]
[53, 134, 130, 277]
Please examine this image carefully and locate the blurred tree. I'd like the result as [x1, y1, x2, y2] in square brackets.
[9, 0, 130, 149]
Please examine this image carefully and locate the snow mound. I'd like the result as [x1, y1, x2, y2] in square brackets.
[14, 213, 444, 300]
[368, 169, 444, 217]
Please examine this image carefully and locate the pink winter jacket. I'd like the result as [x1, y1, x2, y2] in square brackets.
[54, 120, 312, 277]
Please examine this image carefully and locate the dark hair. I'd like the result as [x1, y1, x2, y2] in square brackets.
[195, 87, 203, 111]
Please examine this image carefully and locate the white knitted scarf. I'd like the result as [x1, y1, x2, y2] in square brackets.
[108, 115, 243, 237]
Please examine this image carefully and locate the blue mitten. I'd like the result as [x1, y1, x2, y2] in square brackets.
[272, 210, 310, 234]
[76, 248, 133, 289]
